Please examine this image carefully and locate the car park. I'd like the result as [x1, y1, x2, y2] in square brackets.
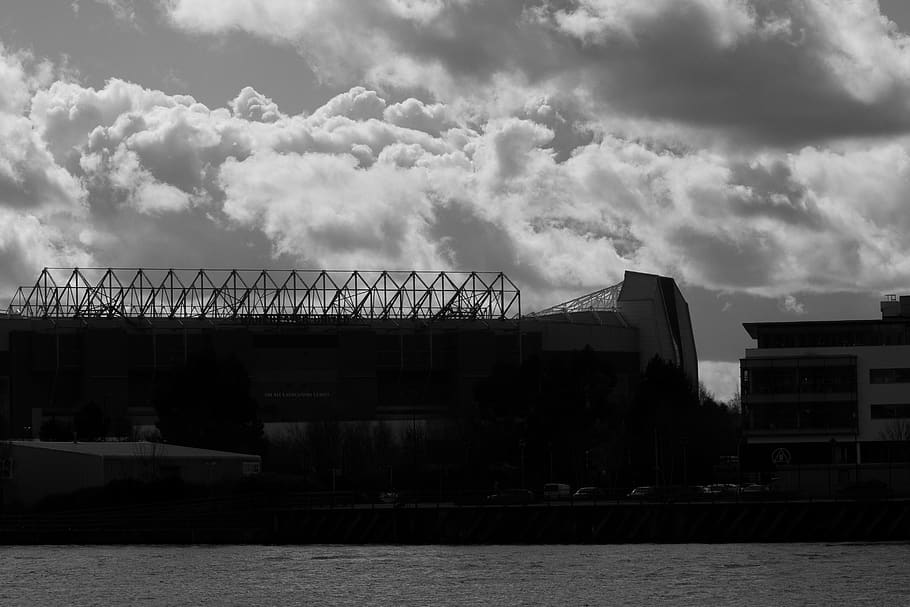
[627, 486, 658, 499]
[573, 486, 608, 500]
[379, 490, 400, 504]
[542, 483, 571, 501]
[486, 489, 536, 505]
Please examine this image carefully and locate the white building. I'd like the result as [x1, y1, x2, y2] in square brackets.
[741, 295, 910, 496]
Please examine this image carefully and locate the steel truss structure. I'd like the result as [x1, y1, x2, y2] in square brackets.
[529, 281, 623, 316]
[6, 268, 521, 322]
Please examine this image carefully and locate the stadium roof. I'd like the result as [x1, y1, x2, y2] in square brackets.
[5, 268, 520, 322]
[528, 280, 624, 317]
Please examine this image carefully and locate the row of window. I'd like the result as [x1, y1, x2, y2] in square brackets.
[742, 364, 910, 393]
[869, 368, 910, 384]
[744, 401, 857, 431]
[871, 404, 910, 419]
[742, 365, 857, 396]
[756, 326, 910, 348]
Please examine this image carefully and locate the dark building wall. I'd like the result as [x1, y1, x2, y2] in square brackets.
[1, 317, 643, 437]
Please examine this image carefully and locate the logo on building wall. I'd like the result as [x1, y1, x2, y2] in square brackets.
[771, 447, 792, 465]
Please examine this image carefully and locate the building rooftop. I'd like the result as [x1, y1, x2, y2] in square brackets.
[9, 441, 260, 460]
[742, 319, 904, 339]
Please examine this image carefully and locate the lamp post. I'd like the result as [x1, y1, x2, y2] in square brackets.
[519, 439, 526, 489]
[828, 437, 836, 498]
[681, 436, 689, 490]
[584, 449, 591, 485]
[548, 441, 554, 481]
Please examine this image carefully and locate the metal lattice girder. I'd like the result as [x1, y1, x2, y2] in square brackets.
[529, 280, 624, 316]
[6, 268, 521, 321]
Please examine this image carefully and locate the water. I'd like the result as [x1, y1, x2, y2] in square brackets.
[1, 543, 908, 606]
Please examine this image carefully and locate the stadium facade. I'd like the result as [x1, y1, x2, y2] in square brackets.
[0, 268, 696, 439]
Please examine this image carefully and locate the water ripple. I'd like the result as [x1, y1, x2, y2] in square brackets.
[1, 543, 909, 606]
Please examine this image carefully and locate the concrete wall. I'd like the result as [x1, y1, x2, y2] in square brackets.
[2, 315, 649, 432]
[103, 455, 254, 486]
[775, 463, 910, 497]
[4, 444, 104, 506]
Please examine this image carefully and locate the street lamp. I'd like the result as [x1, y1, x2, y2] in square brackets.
[828, 437, 837, 498]
[519, 439, 526, 489]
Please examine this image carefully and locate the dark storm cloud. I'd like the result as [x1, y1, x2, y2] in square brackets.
[166, 0, 910, 145]
[430, 200, 549, 290]
[669, 224, 777, 289]
[721, 161, 824, 229]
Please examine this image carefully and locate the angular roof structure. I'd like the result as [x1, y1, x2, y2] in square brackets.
[527, 280, 624, 316]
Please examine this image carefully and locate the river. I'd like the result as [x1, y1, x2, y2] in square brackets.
[2, 543, 908, 606]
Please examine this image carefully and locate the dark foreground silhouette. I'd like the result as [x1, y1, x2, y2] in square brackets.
[2, 479, 909, 545]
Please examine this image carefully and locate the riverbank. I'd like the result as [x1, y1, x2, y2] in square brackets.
[2, 497, 909, 544]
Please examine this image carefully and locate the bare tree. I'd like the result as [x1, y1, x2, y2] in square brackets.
[728, 388, 742, 413]
[879, 419, 910, 442]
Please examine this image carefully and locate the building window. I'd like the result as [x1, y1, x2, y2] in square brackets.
[743, 361, 856, 396]
[871, 404, 910, 419]
[745, 401, 856, 431]
[870, 368, 910, 384]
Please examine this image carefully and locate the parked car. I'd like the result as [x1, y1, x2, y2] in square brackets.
[542, 483, 571, 501]
[739, 483, 772, 497]
[627, 486, 658, 499]
[379, 490, 400, 504]
[573, 486, 608, 500]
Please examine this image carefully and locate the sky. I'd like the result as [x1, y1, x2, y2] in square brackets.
[3, 0, 910, 402]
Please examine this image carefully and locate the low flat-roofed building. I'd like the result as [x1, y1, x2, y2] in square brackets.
[0, 441, 261, 506]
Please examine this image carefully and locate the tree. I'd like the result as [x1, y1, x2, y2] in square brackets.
[728, 388, 742, 413]
[625, 356, 739, 487]
[74, 402, 109, 441]
[880, 419, 910, 442]
[39, 417, 72, 441]
[155, 354, 266, 455]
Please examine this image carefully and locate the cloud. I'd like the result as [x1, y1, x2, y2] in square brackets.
[162, 0, 910, 144]
[698, 360, 741, 404]
[219, 150, 440, 269]
[0, 47, 88, 298]
[230, 87, 282, 123]
[8, 24, 910, 317]
[90, 0, 139, 25]
[780, 294, 806, 315]
[0, 210, 92, 292]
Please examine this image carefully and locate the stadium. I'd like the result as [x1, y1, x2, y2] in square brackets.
[0, 268, 696, 439]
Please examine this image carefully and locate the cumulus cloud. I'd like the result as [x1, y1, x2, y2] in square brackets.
[11, 0, 910, 319]
[0, 47, 87, 297]
[781, 295, 807, 315]
[10, 72, 910, 308]
[231, 87, 282, 123]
